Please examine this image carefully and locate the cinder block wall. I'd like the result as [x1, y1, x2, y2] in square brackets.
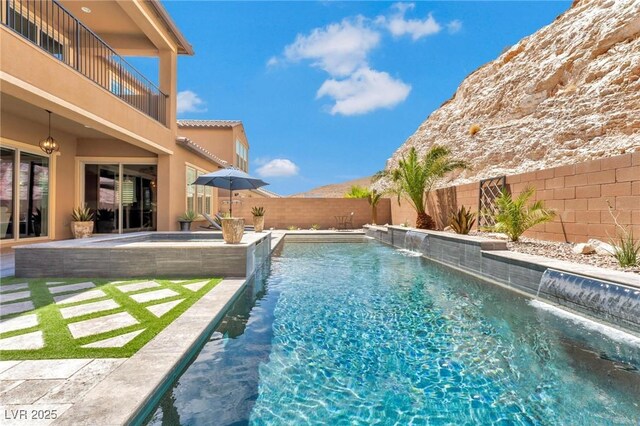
[232, 198, 392, 230]
[391, 152, 640, 243]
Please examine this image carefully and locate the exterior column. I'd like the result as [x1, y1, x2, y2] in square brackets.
[158, 49, 178, 132]
[156, 153, 172, 231]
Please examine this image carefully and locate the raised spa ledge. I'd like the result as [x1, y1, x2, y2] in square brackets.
[484, 250, 640, 290]
[387, 225, 508, 249]
[14, 231, 271, 278]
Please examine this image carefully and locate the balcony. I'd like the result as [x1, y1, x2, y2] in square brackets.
[1, 0, 167, 125]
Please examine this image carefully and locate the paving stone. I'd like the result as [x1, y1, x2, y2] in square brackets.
[170, 280, 187, 283]
[0, 331, 44, 350]
[48, 282, 95, 295]
[130, 288, 179, 303]
[0, 291, 31, 303]
[0, 380, 24, 394]
[45, 281, 66, 286]
[81, 330, 144, 349]
[0, 301, 35, 316]
[59, 300, 119, 320]
[0, 360, 92, 380]
[0, 361, 21, 375]
[0, 379, 65, 404]
[116, 281, 160, 293]
[0, 314, 38, 334]
[38, 359, 125, 404]
[67, 312, 139, 339]
[54, 289, 106, 305]
[0, 283, 28, 293]
[146, 300, 183, 318]
[183, 281, 209, 292]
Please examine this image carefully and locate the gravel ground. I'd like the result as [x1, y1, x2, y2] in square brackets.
[472, 231, 640, 275]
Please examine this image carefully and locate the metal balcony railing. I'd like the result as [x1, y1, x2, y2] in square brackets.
[1, 0, 168, 125]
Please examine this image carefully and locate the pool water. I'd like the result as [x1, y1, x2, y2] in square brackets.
[147, 242, 640, 425]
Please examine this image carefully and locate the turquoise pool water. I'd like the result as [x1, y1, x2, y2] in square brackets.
[147, 242, 640, 425]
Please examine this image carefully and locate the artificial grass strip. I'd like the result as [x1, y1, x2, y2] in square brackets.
[0, 277, 222, 360]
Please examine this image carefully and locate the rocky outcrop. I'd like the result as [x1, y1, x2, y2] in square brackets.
[380, 0, 640, 187]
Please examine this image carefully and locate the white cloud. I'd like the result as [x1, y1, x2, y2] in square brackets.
[272, 4, 459, 115]
[256, 159, 300, 178]
[447, 19, 462, 34]
[317, 67, 411, 116]
[283, 17, 380, 77]
[381, 3, 441, 40]
[177, 90, 206, 114]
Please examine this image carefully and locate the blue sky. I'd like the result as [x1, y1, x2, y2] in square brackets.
[160, 1, 571, 195]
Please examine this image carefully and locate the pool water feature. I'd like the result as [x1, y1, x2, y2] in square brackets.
[147, 242, 640, 425]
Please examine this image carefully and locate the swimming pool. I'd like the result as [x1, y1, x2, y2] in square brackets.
[146, 241, 640, 425]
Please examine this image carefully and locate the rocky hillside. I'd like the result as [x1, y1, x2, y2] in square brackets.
[291, 176, 373, 198]
[380, 0, 640, 188]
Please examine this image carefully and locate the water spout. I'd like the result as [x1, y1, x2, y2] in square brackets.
[535, 269, 640, 332]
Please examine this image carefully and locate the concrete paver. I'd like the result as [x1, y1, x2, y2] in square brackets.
[54, 289, 106, 305]
[130, 289, 179, 303]
[116, 281, 160, 293]
[59, 300, 119, 320]
[81, 330, 144, 349]
[67, 312, 139, 339]
[48, 282, 95, 295]
[0, 314, 38, 334]
[0, 283, 28, 293]
[183, 281, 209, 292]
[0, 379, 65, 404]
[0, 360, 92, 380]
[146, 299, 183, 318]
[0, 291, 31, 303]
[0, 331, 43, 351]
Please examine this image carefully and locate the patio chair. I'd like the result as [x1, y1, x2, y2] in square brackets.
[199, 212, 222, 230]
[200, 212, 254, 231]
[344, 212, 354, 229]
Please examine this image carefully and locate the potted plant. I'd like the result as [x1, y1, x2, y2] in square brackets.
[251, 206, 265, 232]
[96, 208, 115, 233]
[221, 212, 245, 244]
[71, 205, 94, 238]
[178, 210, 198, 231]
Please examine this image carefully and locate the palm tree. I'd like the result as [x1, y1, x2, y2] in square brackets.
[344, 185, 370, 199]
[493, 187, 555, 241]
[368, 189, 384, 225]
[391, 145, 468, 229]
[344, 185, 385, 225]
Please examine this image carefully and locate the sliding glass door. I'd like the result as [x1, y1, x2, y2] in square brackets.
[0, 146, 50, 241]
[83, 162, 156, 234]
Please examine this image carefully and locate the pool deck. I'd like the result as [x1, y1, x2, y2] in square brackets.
[0, 231, 291, 425]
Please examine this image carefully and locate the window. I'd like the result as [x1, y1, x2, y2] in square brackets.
[1, 146, 50, 240]
[235, 140, 248, 171]
[186, 165, 214, 216]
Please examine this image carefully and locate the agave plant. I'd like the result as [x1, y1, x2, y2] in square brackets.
[178, 210, 198, 222]
[390, 146, 468, 229]
[71, 205, 94, 222]
[251, 206, 265, 217]
[492, 187, 555, 241]
[450, 206, 476, 234]
[606, 201, 639, 267]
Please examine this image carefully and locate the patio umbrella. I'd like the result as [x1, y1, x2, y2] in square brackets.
[192, 168, 268, 216]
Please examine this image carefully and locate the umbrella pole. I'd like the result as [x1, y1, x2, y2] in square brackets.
[229, 182, 232, 217]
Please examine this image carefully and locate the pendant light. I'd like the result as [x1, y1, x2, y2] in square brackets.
[39, 110, 59, 155]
